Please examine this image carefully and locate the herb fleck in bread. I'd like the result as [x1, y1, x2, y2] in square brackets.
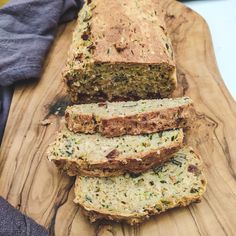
[47, 129, 183, 177]
[64, 0, 177, 103]
[65, 97, 194, 137]
[74, 147, 207, 225]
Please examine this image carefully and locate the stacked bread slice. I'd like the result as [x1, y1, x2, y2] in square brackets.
[47, 97, 206, 224]
[74, 147, 206, 225]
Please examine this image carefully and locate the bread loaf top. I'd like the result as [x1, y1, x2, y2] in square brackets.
[70, 0, 174, 66]
[90, 0, 174, 64]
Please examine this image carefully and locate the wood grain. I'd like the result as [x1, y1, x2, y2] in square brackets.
[0, 1, 236, 235]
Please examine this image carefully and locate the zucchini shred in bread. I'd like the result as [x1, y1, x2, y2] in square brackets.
[47, 129, 183, 177]
[65, 97, 194, 137]
[64, 0, 177, 103]
[74, 147, 207, 225]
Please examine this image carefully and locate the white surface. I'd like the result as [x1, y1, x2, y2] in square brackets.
[184, 0, 236, 100]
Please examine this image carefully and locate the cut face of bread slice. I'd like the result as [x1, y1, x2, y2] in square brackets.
[64, 0, 176, 103]
[65, 97, 194, 137]
[47, 129, 183, 177]
[74, 147, 207, 225]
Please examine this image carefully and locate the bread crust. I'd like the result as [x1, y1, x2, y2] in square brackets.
[65, 113, 96, 134]
[90, 0, 174, 65]
[75, 195, 202, 225]
[65, 103, 195, 137]
[49, 139, 183, 177]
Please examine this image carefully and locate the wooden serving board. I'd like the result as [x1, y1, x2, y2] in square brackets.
[0, 1, 236, 235]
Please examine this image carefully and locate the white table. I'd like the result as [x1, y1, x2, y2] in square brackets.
[184, 0, 236, 100]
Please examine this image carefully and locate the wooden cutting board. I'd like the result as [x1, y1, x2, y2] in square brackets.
[0, 1, 236, 235]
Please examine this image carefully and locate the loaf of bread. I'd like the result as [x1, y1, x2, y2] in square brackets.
[47, 129, 183, 177]
[74, 147, 207, 225]
[65, 97, 194, 137]
[64, 0, 177, 103]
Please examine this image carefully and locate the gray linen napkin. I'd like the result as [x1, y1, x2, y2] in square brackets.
[0, 0, 82, 142]
[0, 0, 81, 86]
[0, 197, 48, 235]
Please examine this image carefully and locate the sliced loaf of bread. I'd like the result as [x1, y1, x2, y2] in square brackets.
[47, 128, 183, 177]
[64, 0, 176, 103]
[65, 97, 194, 137]
[74, 147, 207, 225]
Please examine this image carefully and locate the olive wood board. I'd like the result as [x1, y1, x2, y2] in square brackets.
[0, 0, 236, 235]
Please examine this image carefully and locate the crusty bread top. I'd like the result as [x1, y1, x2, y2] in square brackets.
[48, 128, 183, 164]
[90, 0, 174, 64]
[74, 147, 206, 218]
[66, 97, 192, 119]
[71, 0, 174, 65]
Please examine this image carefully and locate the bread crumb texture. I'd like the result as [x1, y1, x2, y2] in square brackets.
[48, 129, 183, 164]
[74, 147, 207, 224]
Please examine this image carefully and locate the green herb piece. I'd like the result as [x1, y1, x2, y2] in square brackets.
[177, 153, 186, 159]
[149, 181, 154, 186]
[65, 150, 73, 156]
[85, 195, 93, 203]
[161, 200, 170, 205]
[112, 75, 128, 83]
[153, 166, 163, 174]
[174, 180, 181, 185]
[171, 159, 182, 167]
[190, 188, 199, 193]
[130, 173, 141, 178]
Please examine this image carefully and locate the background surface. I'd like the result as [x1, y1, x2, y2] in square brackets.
[184, 0, 236, 100]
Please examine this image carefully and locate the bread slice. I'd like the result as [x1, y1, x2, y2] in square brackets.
[65, 97, 194, 137]
[47, 129, 183, 177]
[64, 0, 177, 103]
[74, 147, 207, 225]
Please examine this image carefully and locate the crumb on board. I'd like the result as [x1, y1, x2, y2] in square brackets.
[40, 119, 52, 126]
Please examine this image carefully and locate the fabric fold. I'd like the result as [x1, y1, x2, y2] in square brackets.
[0, 0, 81, 86]
[0, 197, 48, 236]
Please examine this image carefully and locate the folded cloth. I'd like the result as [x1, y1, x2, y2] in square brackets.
[0, 0, 82, 141]
[0, 0, 81, 234]
[0, 0, 82, 140]
[0, 0, 81, 86]
[0, 197, 48, 235]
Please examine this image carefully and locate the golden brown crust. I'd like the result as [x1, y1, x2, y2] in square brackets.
[49, 136, 183, 177]
[90, 0, 174, 65]
[65, 113, 97, 134]
[65, 103, 195, 137]
[76, 196, 202, 225]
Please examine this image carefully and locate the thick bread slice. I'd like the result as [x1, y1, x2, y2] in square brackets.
[65, 97, 194, 137]
[74, 147, 207, 225]
[64, 0, 176, 103]
[47, 129, 183, 177]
